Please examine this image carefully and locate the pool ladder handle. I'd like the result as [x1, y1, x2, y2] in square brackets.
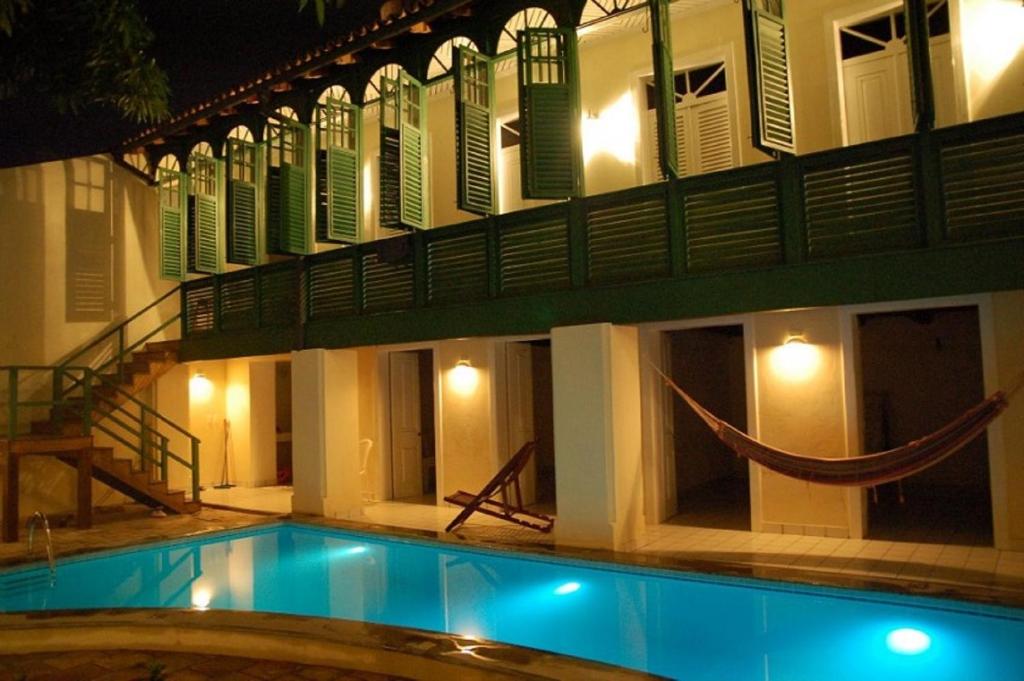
[27, 511, 56, 582]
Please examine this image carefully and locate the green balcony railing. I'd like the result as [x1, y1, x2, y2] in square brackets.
[181, 111, 1024, 352]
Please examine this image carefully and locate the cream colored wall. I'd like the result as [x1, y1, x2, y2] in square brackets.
[990, 290, 1024, 549]
[751, 308, 853, 536]
[958, 0, 1024, 120]
[437, 339, 499, 499]
[186, 360, 227, 487]
[248, 361, 278, 487]
[356, 346, 381, 499]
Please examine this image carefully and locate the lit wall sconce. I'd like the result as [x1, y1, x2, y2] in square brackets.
[190, 585, 212, 610]
[190, 371, 214, 402]
[771, 332, 820, 382]
[581, 92, 638, 165]
[449, 359, 479, 396]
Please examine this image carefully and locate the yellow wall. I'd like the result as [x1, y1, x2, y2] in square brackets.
[959, 0, 1024, 120]
[752, 308, 852, 535]
[991, 291, 1024, 549]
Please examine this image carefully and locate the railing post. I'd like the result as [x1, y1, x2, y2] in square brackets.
[81, 374, 92, 436]
[117, 326, 126, 384]
[666, 179, 686, 277]
[140, 417, 150, 476]
[778, 155, 807, 265]
[915, 130, 946, 248]
[191, 438, 200, 502]
[568, 199, 587, 289]
[51, 369, 63, 432]
[7, 368, 17, 440]
[413, 230, 428, 308]
[160, 435, 169, 482]
[486, 216, 500, 299]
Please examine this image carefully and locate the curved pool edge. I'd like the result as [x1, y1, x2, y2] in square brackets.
[0, 608, 666, 681]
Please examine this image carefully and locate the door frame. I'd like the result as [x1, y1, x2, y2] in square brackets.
[638, 314, 759, 528]
[838, 293, 1002, 543]
[824, 0, 969, 148]
[377, 342, 441, 502]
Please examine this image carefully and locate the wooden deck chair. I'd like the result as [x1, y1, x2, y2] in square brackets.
[444, 441, 554, 533]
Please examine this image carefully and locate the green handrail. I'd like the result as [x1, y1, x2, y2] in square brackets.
[57, 285, 181, 387]
[2, 365, 201, 503]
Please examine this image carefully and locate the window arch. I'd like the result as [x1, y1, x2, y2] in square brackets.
[496, 7, 556, 55]
[427, 36, 480, 79]
[157, 154, 180, 172]
[363, 63, 401, 104]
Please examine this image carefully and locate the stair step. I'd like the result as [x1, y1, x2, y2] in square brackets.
[144, 340, 180, 353]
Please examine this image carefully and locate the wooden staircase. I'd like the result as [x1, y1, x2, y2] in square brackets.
[25, 340, 199, 515]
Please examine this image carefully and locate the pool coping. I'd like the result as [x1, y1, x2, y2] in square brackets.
[0, 608, 664, 681]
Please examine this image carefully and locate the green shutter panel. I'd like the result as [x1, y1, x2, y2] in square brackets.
[399, 71, 427, 229]
[649, 0, 679, 179]
[227, 139, 259, 265]
[455, 46, 496, 215]
[317, 98, 361, 243]
[379, 76, 401, 229]
[195, 192, 220, 273]
[186, 155, 221, 274]
[517, 27, 584, 199]
[903, 0, 934, 132]
[158, 168, 186, 281]
[744, 0, 795, 155]
[280, 161, 309, 253]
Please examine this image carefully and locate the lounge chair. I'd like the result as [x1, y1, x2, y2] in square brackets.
[444, 441, 554, 533]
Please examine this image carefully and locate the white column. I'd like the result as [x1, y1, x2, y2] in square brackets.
[291, 348, 362, 518]
[552, 323, 644, 550]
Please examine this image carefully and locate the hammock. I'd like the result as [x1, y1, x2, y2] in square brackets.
[657, 367, 1019, 487]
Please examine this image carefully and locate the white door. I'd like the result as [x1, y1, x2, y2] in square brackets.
[505, 342, 536, 505]
[389, 352, 423, 499]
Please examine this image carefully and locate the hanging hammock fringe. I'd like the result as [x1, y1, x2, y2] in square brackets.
[656, 365, 1021, 488]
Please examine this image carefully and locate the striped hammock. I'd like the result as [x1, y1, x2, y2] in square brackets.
[659, 369, 1016, 487]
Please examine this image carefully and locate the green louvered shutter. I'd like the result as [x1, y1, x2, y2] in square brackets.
[317, 97, 361, 242]
[268, 117, 310, 254]
[227, 138, 259, 265]
[158, 168, 186, 281]
[903, 0, 934, 132]
[281, 160, 308, 253]
[399, 71, 428, 229]
[649, 0, 679, 179]
[517, 27, 584, 199]
[266, 120, 283, 253]
[187, 153, 221, 274]
[744, 0, 795, 155]
[454, 46, 496, 215]
[379, 76, 402, 229]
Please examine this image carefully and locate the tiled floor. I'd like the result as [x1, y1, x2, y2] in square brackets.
[202, 485, 294, 514]
[197, 485, 1024, 601]
[0, 650, 408, 681]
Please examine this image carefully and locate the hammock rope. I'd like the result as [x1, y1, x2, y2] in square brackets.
[656, 366, 1022, 488]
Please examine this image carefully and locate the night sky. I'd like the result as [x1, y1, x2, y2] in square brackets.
[0, 0, 383, 168]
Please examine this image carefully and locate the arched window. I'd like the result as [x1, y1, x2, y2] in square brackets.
[427, 36, 480, 80]
[364, 63, 401, 105]
[225, 125, 260, 265]
[157, 154, 186, 280]
[315, 85, 361, 243]
[496, 7, 555, 55]
[187, 142, 220, 274]
[266, 106, 310, 254]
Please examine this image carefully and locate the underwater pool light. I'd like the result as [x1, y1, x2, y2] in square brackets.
[343, 546, 368, 556]
[554, 581, 581, 596]
[886, 628, 931, 655]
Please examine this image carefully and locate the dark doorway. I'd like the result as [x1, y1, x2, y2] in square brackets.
[858, 306, 992, 545]
[530, 340, 556, 511]
[667, 325, 749, 530]
[504, 340, 557, 514]
[275, 361, 293, 485]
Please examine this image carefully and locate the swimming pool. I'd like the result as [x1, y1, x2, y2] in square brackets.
[1, 522, 1021, 680]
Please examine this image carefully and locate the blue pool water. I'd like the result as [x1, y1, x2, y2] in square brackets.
[1, 523, 1022, 680]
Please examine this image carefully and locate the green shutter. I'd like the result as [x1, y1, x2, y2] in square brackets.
[517, 27, 584, 199]
[379, 75, 401, 229]
[744, 0, 795, 155]
[280, 161, 309, 253]
[317, 97, 361, 243]
[454, 46, 496, 215]
[903, 0, 934, 132]
[187, 154, 221, 274]
[227, 138, 259, 265]
[399, 71, 428, 229]
[649, 0, 679, 179]
[158, 168, 186, 281]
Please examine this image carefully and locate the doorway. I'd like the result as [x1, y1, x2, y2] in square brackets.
[388, 350, 437, 504]
[667, 325, 749, 530]
[858, 306, 992, 545]
[837, 1, 958, 144]
[504, 340, 557, 513]
[274, 361, 293, 485]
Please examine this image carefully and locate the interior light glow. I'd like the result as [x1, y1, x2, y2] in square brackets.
[449, 359, 479, 396]
[581, 92, 639, 165]
[886, 628, 931, 655]
[770, 334, 820, 382]
[189, 372, 214, 402]
[961, 0, 1024, 85]
[191, 587, 212, 610]
[345, 546, 368, 555]
[554, 581, 581, 596]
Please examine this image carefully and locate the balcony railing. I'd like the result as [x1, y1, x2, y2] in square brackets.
[181, 112, 1024, 354]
